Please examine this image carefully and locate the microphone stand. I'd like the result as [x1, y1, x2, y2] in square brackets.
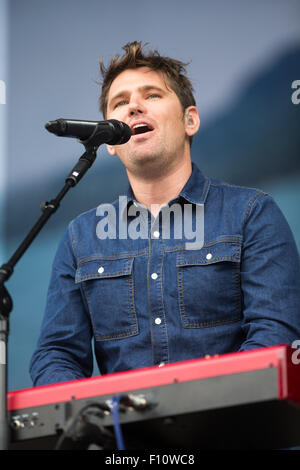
[0, 135, 102, 450]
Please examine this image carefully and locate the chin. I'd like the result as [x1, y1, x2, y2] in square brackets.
[130, 151, 162, 165]
[130, 155, 170, 177]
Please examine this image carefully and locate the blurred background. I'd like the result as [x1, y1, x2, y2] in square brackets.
[0, 0, 299, 391]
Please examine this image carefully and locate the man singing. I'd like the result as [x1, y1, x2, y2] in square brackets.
[30, 41, 300, 386]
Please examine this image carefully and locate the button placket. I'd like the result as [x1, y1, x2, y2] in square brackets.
[148, 218, 169, 366]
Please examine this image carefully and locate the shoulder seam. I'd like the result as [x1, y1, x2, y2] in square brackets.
[210, 179, 268, 194]
[242, 191, 268, 228]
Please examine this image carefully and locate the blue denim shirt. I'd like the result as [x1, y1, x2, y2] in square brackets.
[30, 163, 300, 386]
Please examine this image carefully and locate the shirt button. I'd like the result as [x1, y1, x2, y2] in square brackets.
[155, 317, 162, 325]
[206, 253, 212, 260]
[98, 266, 104, 274]
[151, 272, 158, 280]
[153, 231, 160, 238]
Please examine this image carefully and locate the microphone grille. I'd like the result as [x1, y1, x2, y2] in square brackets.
[108, 120, 132, 145]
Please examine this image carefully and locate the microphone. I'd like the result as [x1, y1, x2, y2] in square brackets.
[45, 119, 131, 145]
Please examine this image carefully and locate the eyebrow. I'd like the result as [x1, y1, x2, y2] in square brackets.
[108, 85, 167, 109]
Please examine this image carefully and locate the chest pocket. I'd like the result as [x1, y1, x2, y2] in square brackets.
[75, 257, 138, 341]
[176, 240, 242, 328]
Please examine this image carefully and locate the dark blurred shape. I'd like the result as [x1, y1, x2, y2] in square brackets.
[192, 45, 300, 186]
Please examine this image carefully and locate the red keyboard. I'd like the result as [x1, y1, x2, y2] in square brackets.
[7, 345, 300, 449]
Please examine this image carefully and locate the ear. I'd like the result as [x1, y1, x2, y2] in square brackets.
[106, 144, 117, 156]
[184, 106, 200, 137]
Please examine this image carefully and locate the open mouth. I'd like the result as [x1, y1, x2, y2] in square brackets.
[131, 123, 154, 136]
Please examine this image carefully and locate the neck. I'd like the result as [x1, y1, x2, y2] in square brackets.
[127, 159, 192, 217]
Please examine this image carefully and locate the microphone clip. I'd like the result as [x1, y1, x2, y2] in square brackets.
[65, 145, 98, 187]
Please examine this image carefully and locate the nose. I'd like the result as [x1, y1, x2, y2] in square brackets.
[128, 94, 146, 116]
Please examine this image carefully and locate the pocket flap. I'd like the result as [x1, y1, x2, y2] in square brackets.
[75, 257, 134, 283]
[177, 240, 241, 267]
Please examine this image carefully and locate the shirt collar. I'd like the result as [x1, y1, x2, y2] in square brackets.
[178, 162, 210, 205]
[121, 162, 210, 217]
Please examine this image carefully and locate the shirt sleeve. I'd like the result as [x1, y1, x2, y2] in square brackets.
[29, 223, 94, 386]
[239, 191, 300, 350]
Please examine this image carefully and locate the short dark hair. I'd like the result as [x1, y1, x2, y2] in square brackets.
[99, 41, 196, 144]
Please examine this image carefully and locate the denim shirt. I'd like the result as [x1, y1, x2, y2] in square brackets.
[30, 163, 300, 386]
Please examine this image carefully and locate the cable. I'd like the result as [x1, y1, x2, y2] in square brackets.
[111, 395, 126, 450]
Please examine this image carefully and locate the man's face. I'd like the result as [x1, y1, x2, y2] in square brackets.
[105, 67, 199, 178]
